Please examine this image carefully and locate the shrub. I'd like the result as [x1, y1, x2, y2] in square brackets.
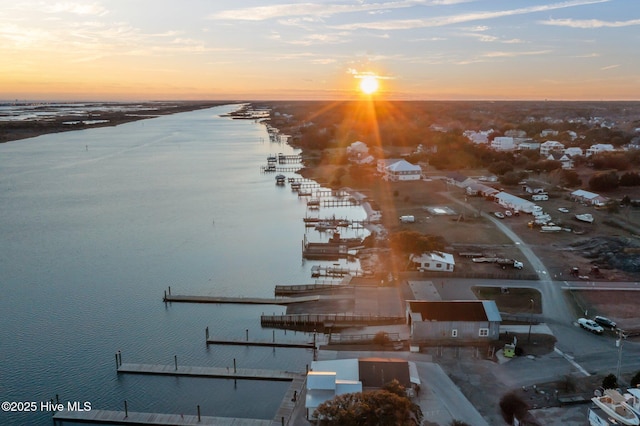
[602, 373, 618, 389]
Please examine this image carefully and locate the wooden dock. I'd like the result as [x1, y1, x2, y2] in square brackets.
[53, 409, 273, 425]
[206, 338, 315, 349]
[163, 293, 319, 305]
[260, 313, 405, 330]
[117, 363, 300, 382]
[274, 283, 346, 296]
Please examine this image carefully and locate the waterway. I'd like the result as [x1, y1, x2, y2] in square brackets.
[0, 104, 367, 425]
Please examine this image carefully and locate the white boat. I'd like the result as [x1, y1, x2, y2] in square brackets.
[591, 390, 640, 425]
[623, 388, 640, 416]
[576, 213, 594, 223]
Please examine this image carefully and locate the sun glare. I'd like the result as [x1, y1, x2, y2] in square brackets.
[359, 75, 379, 95]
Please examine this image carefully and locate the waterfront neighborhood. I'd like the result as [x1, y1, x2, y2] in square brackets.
[3, 101, 640, 425]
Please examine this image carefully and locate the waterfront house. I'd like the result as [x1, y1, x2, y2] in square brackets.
[546, 152, 574, 169]
[406, 300, 501, 351]
[410, 252, 455, 272]
[306, 358, 419, 420]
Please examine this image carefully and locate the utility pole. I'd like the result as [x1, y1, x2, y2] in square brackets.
[527, 299, 534, 342]
[616, 329, 626, 384]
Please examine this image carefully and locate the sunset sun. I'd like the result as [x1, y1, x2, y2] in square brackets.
[359, 75, 379, 95]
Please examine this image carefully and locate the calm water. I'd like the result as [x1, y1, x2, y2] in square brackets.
[0, 105, 366, 425]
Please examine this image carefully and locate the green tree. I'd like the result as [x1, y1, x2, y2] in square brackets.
[620, 171, 640, 186]
[314, 389, 423, 425]
[630, 371, 640, 388]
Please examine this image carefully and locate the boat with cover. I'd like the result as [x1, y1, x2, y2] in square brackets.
[590, 390, 640, 425]
[576, 213, 594, 223]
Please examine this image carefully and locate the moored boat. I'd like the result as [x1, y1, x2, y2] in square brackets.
[591, 390, 640, 425]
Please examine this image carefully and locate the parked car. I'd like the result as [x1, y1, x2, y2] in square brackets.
[558, 207, 569, 213]
[593, 316, 617, 330]
[578, 318, 604, 334]
[504, 210, 513, 217]
[494, 212, 505, 219]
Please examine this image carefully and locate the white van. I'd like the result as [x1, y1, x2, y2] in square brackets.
[399, 215, 415, 223]
[532, 194, 549, 201]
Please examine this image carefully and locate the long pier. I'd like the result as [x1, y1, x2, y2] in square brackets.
[53, 410, 272, 425]
[117, 362, 299, 381]
[261, 313, 405, 330]
[206, 338, 315, 349]
[163, 291, 319, 305]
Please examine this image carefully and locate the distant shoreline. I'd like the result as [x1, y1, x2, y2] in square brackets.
[0, 101, 231, 143]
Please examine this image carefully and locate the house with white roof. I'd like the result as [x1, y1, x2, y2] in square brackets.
[517, 140, 541, 151]
[494, 192, 538, 213]
[586, 144, 615, 157]
[564, 147, 583, 157]
[540, 141, 565, 157]
[463, 130, 491, 144]
[570, 189, 608, 206]
[306, 358, 419, 420]
[377, 159, 421, 181]
[410, 252, 455, 272]
[490, 136, 515, 151]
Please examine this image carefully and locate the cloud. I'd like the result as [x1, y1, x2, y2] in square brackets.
[330, 0, 610, 30]
[481, 50, 551, 58]
[209, 0, 472, 21]
[42, 2, 108, 16]
[601, 64, 620, 70]
[540, 18, 640, 28]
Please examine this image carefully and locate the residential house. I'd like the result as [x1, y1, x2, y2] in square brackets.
[564, 147, 583, 157]
[540, 129, 559, 138]
[306, 358, 419, 419]
[491, 136, 515, 151]
[377, 159, 421, 180]
[517, 140, 541, 151]
[445, 172, 474, 188]
[463, 130, 491, 144]
[570, 189, 609, 206]
[406, 300, 501, 350]
[586, 144, 615, 157]
[547, 152, 574, 169]
[540, 141, 565, 157]
[410, 252, 455, 272]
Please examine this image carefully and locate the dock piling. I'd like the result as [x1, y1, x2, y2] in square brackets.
[233, 358, 236, 373]
[124, 400, 128, 418]
[174, 355, 178, 371]
[245, 329, 249, 341]
[197, 405, 201, 422]
[206, 327, 209, 340]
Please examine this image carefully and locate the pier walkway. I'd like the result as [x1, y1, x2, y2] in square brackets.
[163, 293, 319, 305]
[53, 410, 272, 425]
[117, 363, 300, 381]
[206, 338, 315, 349]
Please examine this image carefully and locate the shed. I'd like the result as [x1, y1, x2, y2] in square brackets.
[406, 300, 501, 347]
[493, 192, 538, 213]
[570, 189, 608, 206]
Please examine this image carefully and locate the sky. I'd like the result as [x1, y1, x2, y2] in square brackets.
[1, 0, 639, 101]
